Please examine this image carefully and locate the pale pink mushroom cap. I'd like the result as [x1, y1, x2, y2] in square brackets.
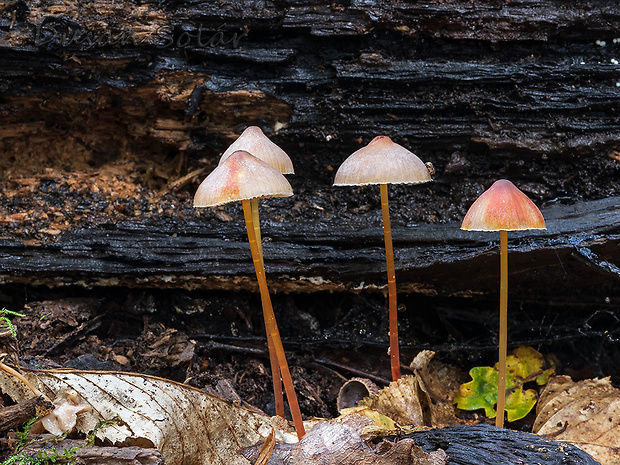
[194, 151, 293, 207]
[461, 179, 546, 231]
[219, 126, 294, 175]
[333, 136, 432, 186]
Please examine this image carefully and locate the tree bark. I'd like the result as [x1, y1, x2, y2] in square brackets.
[0, 1, 618, 302]
[0, 395, 54, 435]
[0, 195, 617, 303]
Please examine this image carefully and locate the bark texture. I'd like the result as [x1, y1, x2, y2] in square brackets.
[0, 0, 618, 301]
[0, 395, 54, 434]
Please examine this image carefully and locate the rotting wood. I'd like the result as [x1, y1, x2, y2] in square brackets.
[0, 395, 54, 435]
[0, 1, 619, 205]
[0, 1, 618, 306]
[0, 196, 617, 303]
[21, 438, 165, 465]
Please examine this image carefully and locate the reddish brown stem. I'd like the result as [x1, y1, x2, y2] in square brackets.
[250, 199, 284, 419]
[496, 230, 508, 428]
[242, 200, 305, 439]
[380, 184, 401, 381]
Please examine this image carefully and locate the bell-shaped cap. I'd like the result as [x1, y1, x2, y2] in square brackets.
[194, 151, 293, 207]
[219, 126, 294, 175]
[334, 136, 432, 186]
[461, 179, 546, 231]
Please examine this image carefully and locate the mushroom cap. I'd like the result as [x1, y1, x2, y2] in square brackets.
[333, 136, 432, 186]
[194, 150, 293, 207]
[219, 126, 294, 175]
[461, 179, 546, 231]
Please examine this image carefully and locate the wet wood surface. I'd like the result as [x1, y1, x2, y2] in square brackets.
[0, 1, 618, 303]
[406, 424, 600, 465]
[0, 195, 617, 303]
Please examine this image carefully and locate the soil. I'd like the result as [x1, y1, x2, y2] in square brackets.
[2, 283, 618, 421]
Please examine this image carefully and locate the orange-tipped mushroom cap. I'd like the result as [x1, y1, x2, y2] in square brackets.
[219, 126, 294, 175]
[461, 179, 546, 231]
[334, 136, 432, 186]
[194, 151, 293, 207]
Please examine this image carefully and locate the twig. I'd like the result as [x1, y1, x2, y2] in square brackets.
[156, 167, 207, 198]
[313, 358, 391, 386]
[203, 339, 390, 385]
[0, 396, 55, 435]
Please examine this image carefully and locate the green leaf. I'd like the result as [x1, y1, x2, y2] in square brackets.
[453, 346, 555, 422]
[505, 386, 538, 422]
[453, 366, 498, 418]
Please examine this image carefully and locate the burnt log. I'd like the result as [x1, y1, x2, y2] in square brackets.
[1, 0, 619, 196]
[0, 195, 617, 304]
[406, 424, 600, 465]
[0, 1, 618, 301]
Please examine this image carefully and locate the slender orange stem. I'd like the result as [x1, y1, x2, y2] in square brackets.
[496, 229, 508, 428]
[380, 184, 401, 381]
[251, 198, 263, 264]
[242, 200, 305, 439]
[250, 199, 284, 419]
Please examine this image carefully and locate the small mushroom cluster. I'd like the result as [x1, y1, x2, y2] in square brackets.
[194, 127, 546, 435]
[194, 127, 304, 439]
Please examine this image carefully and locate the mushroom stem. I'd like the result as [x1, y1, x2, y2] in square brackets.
[242, 200, 305, 439]
[250, 199, 284, 418]
[251, 198, 263, 263]
[380, 183, 401, 381]
[496, 229, 508, 428]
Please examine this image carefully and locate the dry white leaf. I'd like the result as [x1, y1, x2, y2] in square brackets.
[0, 368, 297, 465]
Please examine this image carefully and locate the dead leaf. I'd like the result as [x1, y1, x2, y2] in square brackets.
[360, 351, 466, 428]
[533, 375, 620, 464]
[0, 368, 296, 465]
[254, 428, 276, 465]
[240, 415, 447, 465]
[360, 375, 427, 426]
[411, 351, 469, 427]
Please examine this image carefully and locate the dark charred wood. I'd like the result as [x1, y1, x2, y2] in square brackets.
[0, 1, 619, 201]
[0, 196, 617, 304]
[0, 1, 618, 303]
[405, 424, 600, 465]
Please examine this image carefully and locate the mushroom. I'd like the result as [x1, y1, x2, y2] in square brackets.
[220, 126, 294, 174]
[194, 150, 305, 439]
[461, 179, 546, 428]
[218, 126, 295, 418]
[334, 136, 433, 381]
[219, 126, 294, 264]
